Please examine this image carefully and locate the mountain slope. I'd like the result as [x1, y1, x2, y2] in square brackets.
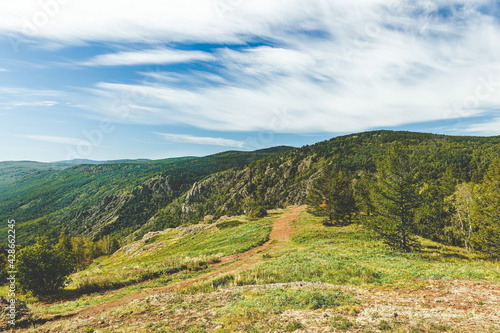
[0, 161, 70, 186]
[2, 130, 500, 246]
[4, 207, 499, 332]
[0, 146, 294, 244]
[137, 130, 500, 238]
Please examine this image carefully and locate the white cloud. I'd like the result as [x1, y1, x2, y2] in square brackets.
[0, 68, 7, 72]
[0, 87, 61, 96]
[2, 0, 500, 135]
[18, 135, 94, 146]
[155, 132, 245, 147]
[462, 117, 500, 136]
[12, 100, 58, 107]
[80, 48, 215, 66]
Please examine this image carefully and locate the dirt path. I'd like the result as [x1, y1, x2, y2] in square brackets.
[76, 205, 305, 317]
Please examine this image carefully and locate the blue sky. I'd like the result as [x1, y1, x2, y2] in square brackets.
[0, 0, 499, 162]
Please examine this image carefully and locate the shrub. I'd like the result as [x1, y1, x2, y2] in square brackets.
[17, 237, 75, 297]
[249, 207, 268, 218]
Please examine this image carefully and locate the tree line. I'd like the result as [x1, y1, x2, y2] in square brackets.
[307, 142, 500, 256]
[0, 233, 120, 297]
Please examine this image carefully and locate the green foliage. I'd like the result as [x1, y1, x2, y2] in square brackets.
[0, 246, 7, 283]
[472, 158, 500, 257]
[331, 315, 354, 330]
[216, 220, 244, 229]
[353, 171, 374, 215]
[0, 147, 291, 245]
[306, 163, 356, 225]
[248, 206, 268, 218]
[416, 175, 455, 244]
[445, 182, 476, 251]
[2, 130, 500, 257]
[17, 237, 75, 297]
[368, 143, 422, 252]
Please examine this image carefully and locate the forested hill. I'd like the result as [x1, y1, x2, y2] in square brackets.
[135, 131, 500, 239]
[1, 130, 500, 246]
[0, 161, 71, 186]
[0, 146, 293, 245]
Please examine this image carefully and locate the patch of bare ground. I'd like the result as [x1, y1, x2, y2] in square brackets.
[24, 281, 500, 332]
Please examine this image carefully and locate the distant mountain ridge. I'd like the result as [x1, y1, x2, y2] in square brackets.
[52, 158, 152, 165]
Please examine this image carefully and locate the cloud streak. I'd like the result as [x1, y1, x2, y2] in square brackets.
[18, 135, 94, 146]
[80, 48, 215, 66]
[155, 132, 245, 147]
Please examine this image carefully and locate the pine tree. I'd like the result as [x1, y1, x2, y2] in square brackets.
[306, 163, 356, 225]
[354, 171, 374, 216]
[417, 169, 455, 243]
[369, 143, 422, 252]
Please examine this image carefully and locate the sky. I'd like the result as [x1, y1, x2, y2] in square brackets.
[0, 0, 499, 162]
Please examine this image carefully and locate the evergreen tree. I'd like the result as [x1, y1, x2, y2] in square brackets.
[369, 143, 422, 252]
[472, 158, 500, 257]
[416, 169, 455, 243]
[353, 171, 374, 216]
[306, 163, 356, 225]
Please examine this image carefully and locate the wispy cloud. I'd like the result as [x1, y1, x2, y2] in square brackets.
[12, 101, 59, 107]
[0, 87, 61, 96]
[1, 0, 500, 138]
[18, 135, 94, 146]
[80, 48, 215, 67]
[155, 132, 245, 147]
[66, 1, 500, 135]
[463, 117, 500, 136]
[0, 68, 7, 72]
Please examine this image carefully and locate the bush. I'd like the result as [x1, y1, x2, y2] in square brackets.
[17, 237, 75, 297]
[249, 207, 268, 218]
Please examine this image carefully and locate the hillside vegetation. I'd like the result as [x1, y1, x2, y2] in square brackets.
[2, 131, 500, 247]
[0, 147, 292, 245]
[2, 207, 499, 332]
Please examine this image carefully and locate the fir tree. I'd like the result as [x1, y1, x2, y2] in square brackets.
[369, 143, 422, 252]
[306, 163, 356, 225]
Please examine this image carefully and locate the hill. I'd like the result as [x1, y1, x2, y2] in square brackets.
[3, 130, 500, 246]
[2, 207, 499, 332]
[0, 161, 71, 187]
[135, 130, 500, 240]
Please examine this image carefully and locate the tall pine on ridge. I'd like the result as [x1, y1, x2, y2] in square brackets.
[369, 143, 422, 252]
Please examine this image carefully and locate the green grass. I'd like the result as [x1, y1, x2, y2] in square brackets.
[211, 212, 500, 289]
[217, 287, 359, 331]
[6, 208, 500, 332]
[15, 216, 273, 316]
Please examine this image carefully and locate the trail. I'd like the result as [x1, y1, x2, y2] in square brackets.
[76, 205, 305, 317]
